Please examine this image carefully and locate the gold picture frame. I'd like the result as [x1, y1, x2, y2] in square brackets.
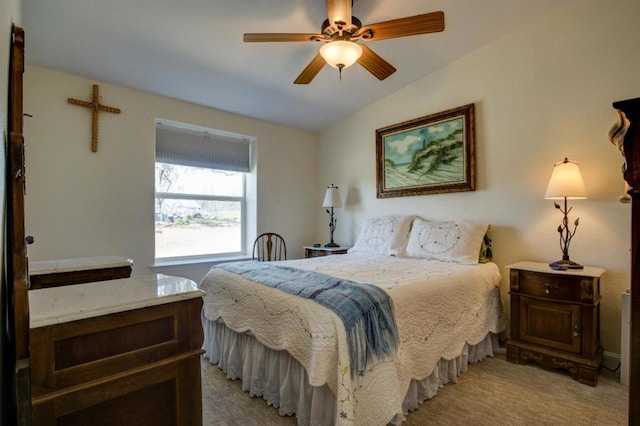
[376, 103, 475, 198]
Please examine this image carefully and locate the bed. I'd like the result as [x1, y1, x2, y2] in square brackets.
[199, 216, 506, 425]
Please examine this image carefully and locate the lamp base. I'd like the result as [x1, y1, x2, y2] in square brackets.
[324, 242, 340, 248]
[549, 259, 583, 270]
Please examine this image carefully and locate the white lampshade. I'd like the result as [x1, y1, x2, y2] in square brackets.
[319, 41, 362, 69]
[544, 158, 587, 200]
[322, 184, 342, 208]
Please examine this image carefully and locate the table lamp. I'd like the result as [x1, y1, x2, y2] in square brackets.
[322, 184, 342, 247]
[544, 158, 587, 269]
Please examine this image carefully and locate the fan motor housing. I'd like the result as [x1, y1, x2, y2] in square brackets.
[321, 16, 362, 37]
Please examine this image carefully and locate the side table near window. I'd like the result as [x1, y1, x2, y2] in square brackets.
[506, 261, 605, 386]
[304, 246, 350, 258]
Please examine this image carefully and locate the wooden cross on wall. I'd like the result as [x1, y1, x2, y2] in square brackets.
[67, 84, 121, 152]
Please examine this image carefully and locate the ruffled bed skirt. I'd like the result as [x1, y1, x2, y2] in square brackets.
[202, 316, 497, 425]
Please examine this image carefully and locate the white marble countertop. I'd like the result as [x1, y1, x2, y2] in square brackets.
[29, 273, 205, 328]
[505, 261, 605, 278]
[29, 255, 134, 275]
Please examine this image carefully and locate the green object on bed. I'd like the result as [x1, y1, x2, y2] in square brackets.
[479, 233, 493, 263]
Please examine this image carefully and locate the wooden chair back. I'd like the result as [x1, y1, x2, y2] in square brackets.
[252, 233, 287, 261]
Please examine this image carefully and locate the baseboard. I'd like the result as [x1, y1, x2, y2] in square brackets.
[602, 351, 621, 373]
[603, 351, 620, 361]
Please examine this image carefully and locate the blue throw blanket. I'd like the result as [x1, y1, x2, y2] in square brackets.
[217, 261, 399, 377]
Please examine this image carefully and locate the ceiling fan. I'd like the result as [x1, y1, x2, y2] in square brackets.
[243, 0, 445, 84]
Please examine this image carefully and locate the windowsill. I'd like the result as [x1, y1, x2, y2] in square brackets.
[150, 255, 251, 272]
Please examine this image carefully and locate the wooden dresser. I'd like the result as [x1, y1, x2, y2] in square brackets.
[29, 255, 133, 289]
[28, 274, 205, 425]
[506, 261, 604, 386]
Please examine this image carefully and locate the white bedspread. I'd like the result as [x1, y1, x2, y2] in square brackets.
[199, 253, 506, 425]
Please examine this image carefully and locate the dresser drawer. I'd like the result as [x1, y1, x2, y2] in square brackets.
[514, 270, 597, 303]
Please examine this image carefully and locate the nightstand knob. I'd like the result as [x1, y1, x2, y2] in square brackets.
[573, 320, 580, 337]
[543, 283, 558, 294]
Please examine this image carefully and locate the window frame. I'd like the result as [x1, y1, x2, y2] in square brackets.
[154, 166, 247, 263]
[153, 119, 255, 265]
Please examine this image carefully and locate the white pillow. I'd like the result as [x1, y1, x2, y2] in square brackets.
[405, 218, 489, 264]
[348, 216, 414, 256]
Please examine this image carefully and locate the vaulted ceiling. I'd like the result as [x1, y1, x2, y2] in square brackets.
[23, 0, 570, 132]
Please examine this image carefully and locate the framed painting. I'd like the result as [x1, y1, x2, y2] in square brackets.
[376, 103, 475, 198]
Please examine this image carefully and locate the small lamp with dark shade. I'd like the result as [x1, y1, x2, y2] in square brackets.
[322, 184, 342, 248]
[544, 158, 587, 269]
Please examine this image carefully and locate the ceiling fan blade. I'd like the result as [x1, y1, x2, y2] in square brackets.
[244, 33, 324, 42]
[357, 45, 396, 81]
[325, 0, 352, 30]
[294, 53, 326, 84]
[357, 11, 444, 41]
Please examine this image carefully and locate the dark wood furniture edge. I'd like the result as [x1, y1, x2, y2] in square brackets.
[612, 97, 640, 425]
[8, 24, 32, 425]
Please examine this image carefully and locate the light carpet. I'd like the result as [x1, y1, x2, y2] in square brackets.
[201, 353, 627, 425]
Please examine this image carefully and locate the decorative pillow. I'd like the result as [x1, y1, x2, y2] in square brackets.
[405, 218, 489, 264]
[478, 232, 493, 263]
[348, 216, 414, 256]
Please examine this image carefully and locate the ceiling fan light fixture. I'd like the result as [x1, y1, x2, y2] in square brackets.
[319, 40, 362, 70]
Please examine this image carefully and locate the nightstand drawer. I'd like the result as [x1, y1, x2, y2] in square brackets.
[518, 270, 582, 301]
[304, 246, 350, 258]
[513, 270, 598, 303]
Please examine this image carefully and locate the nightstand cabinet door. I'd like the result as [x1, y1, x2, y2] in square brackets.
[519, 297, 581, 354]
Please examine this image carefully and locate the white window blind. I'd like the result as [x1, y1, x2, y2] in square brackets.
[155, 123, 251, 172]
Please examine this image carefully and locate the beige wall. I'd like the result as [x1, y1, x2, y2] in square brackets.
[23, 66, 319, 281]
[318, 0, 640, 355]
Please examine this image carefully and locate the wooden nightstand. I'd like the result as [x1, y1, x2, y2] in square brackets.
[304, 246, 349, 258]
[506, 261, 605, 386]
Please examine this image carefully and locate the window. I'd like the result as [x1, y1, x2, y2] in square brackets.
[155, 120, 253, 262]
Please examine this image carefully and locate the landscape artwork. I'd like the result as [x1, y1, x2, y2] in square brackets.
[376, 104, 475, 198]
